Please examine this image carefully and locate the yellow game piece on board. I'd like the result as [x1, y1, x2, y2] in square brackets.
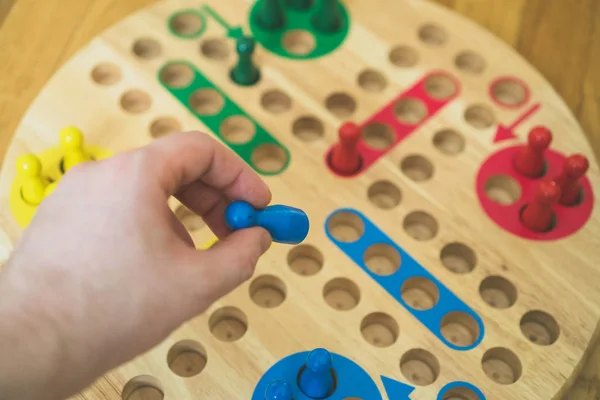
[44, 181, 58, 197]
[60, 126, 91, 172]
[200, 236, 219, 249]
[16, 154, 47, 205]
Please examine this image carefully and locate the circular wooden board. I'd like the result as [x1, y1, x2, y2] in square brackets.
[0, 0, 599, 399]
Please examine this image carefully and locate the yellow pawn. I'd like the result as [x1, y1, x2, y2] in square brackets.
[16, 154, 47, 206]
[60, 126, 91, 172]
[44, 181, 58, 197]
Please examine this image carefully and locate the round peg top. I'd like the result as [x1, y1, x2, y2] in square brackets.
[60, 126, 85, 150]
[305, 348, 333, 373]
[563, 154, 589, 178]
[338, 122, 361, 145]
[225, 201, 257, 230]
[527, 126, 552, 150]
[236, 36, 256, 55]
[264, 379, 293, 400]
[16, 154, 42, 178]
[535, 179, 561, 206]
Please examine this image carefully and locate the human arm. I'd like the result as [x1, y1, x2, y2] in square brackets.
[0, 131, 272, 400]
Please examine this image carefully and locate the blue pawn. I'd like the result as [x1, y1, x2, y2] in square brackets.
[298, 348, 335, 398]
[224, 201, 309, 244]
[264, 379, 293, 400]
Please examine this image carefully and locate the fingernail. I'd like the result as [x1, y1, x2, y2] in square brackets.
[260, 230, 272, 253]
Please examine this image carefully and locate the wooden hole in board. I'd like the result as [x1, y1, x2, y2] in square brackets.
[455, 51, 486, 74]
[364, 243, 401, 275]
[433, 129, 465, 155]
[400, 348, 440, 386]
[132, 38, 161, 59]
[401, 277, 439, 311]
[250, 275, 286, 308]
[261, 89, 292, 113]
[189, 89, 225, 115]
[520, 310, 559, 345]
[424, 74, 457, 99]
[251, 144, 288, 173]
[287, 244, 324, 276]
[442, 386, 482, 400]
[327, 211, 365, 242]
[121, 375, 164, 400]
[358, 69, 387, 92]
[323, 277, 361, 311]
[220, 115, 256, 144]
[160, 63, 194, 88]
[167, 340, 207, 377]
[491, 78, 528, 107]
[418, 23, 447, 46]
[464, 104, 495, 129]
[91, 62, 121, 85]
[150, 117, 181, 138]
[389, 45, 419, 67]
[367, 180, 401, 209]
[482, 347, 522, 384]
[200, 38, 229, 60]
[175, 204, 205, 232]
[403, 211, 438, 241]
[440, 242, 477, 274]
[170, 11, 204, 37]
[292, 116, 324, 141]
[282, 30, 316, 55]
[479, 276, 517, 308]
[440, 311, 479, 347]
[361, 122, 395, 150]
[120, 89, 151, 114]
[360, 312, 399, 347]
[325, 92, 356, 118]
[209, 307, 248, 342]
[484, 175, 521, 205]
[401, 154, 434, 182]
[394, 97, 427, 125]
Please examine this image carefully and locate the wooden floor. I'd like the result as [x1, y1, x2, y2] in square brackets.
[0, 0, 598, 398]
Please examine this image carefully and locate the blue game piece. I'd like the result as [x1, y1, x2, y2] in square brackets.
[264, 379, 293, 400]
[224, 201, 309, 244]
[298, 348, 334, 398]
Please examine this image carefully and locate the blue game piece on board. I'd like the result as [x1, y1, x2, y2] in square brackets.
[264, 379, 293, 400]
[298, 348, 335, 398]
[224, 201, 309, 244]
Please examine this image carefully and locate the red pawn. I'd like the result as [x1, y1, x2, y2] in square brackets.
[513, 126, 552, 178]
[554, 154, 589, 206]
[329, 122, 362, 175]
[520, 180, 561, 232]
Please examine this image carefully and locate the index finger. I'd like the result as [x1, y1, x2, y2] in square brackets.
[145, 131, 271, 207]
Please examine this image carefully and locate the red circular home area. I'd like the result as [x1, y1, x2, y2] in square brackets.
[476, 145, 594, 241]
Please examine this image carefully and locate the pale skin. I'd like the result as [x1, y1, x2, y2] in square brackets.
[0, 131, 273, 400]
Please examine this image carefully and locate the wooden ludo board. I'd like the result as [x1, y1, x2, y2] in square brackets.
[0, 0, 599, 399]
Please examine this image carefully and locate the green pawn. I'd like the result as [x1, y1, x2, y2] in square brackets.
[230, 36, 260, 86]
[312, 0, 342, 33]
[285, 0, 312, 10]
[257, 0, 285, 30]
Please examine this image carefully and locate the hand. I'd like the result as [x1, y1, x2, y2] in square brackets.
[0, 131, 273, 400]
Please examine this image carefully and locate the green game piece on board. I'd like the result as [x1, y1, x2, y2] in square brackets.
[285, 0, 313, 10]
[312, 0, 342, 33]
[230, 36, 261, 86]
[256, 0, 285, 30]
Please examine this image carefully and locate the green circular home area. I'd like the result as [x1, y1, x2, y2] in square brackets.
[249, 0, 350, 60]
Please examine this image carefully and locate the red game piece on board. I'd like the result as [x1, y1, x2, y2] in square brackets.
[513, 126, 552, 178]
[520, 179, 561, 232]
[554, 154, 589, 205]
[329, 122, 362, 175]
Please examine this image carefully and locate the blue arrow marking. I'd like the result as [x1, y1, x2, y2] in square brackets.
[381, 376, 415, 399]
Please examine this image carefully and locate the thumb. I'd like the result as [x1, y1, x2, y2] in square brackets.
[179, 227, 272, 314]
